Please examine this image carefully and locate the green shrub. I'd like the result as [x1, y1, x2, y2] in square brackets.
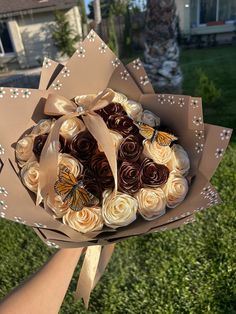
[52, 11, 79, 57]
[107, 11, 119, 56]
[194, 68, 222, 106]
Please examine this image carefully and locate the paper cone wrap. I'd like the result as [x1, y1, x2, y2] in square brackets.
[0, 30, 233, 306]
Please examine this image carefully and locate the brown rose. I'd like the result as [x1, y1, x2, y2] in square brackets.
[96, 103, 126, 122]
[70, 131, 97, 163]
[90, 153, 114, 190]
[107, 114, 139, 137]
[33, 133, 65, 159]
[83, 169, 103, 201]
[118, 161, 141, 194]
[140, 157, 169, 187]
[118, 135, 143, 162]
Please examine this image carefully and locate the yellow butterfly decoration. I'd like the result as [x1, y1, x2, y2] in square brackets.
[54, 166, 99, 211]
[135, 121, 178, 146]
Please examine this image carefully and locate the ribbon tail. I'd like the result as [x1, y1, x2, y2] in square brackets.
[92, 243, 116, 290]
[36, 189, 43, 206]
[38, 112, 79, 202]
[82, 114, 118, 191]
[75, 245, 102, 308]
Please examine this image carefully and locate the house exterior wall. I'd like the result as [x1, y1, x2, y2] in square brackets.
[7, 20, 27, 67]
[176, 0, 191, 35]
[176, 0, 236, 44]
[15, 6, 82, 68]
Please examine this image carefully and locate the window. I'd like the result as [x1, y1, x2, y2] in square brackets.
[195, 0, 236, 26]
[200, 0, 217, 24]
[219, 0, 236, 21]
[0, 22, 14, 55]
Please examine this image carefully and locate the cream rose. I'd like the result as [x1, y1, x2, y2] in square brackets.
[58, 153, 83, 177]
[15, 135, 36, 167]
[60, 117, 85, 141]
[140, 110, 160, 127]
[122, 100, 143, 119]
[102, 190, 138, 228]
[63, 207, 103, 233]
[135, 188, 166, 220]
[113, 92, 128, 106]
[167, 144, 190, 176]
[98, 130, 123, 154]
[163, 174, 188, 208]
[143, 140, 172, 165]
[47, 194, 70, 218]
[21, 161, 40, 193]
[31, 119, 55, 136]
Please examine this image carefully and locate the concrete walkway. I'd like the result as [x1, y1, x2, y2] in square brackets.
[0, 67, 41, 88]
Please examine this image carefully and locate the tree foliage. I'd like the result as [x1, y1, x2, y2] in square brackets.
[52, 11, 79, 57]
[78, 0, 87, 24]
[88, 0, 131, 19]
[122, 5, 132, 56]
[107, 11, 119, 56]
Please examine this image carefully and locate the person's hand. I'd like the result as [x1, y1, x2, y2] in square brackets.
[0, 247, 84, 314]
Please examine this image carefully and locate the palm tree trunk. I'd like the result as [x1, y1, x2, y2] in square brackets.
[93, 0, 102, 33]
[144, 0, 182, 94]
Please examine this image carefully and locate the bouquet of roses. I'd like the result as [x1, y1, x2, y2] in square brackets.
[0, 30, 232, 306]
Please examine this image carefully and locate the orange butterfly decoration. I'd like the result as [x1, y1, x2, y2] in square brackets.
[54, 166, 98, 211]
[135, 121, 178, 146]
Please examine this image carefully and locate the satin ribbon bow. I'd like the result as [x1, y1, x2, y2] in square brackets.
[36, 88, 118, 307]
[37, 88, 118, 205]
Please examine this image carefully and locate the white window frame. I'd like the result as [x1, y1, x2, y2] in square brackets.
[0, 40, 4, 56]
[0, 22, 15, 57]
[197, 0, 235, 26]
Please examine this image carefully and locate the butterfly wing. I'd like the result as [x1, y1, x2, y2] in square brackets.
[59, 166, 77, 185]
[136, 122, 155, 140]
[68, 188, 84, 211]
[156, 131, 178, 146]
[69, 186, 99, 212]
[54, 167, 76, 199]
[54, 180, 73, 199]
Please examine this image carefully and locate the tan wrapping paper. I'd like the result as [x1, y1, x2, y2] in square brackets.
[0, 30, 233, 307]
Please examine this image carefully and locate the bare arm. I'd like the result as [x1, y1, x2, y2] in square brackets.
[0, 248, 83, 314]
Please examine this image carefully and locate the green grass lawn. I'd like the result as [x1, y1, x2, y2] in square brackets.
[0, 46, 236, 314]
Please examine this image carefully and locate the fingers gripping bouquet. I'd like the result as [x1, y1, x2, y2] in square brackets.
[0, 30, 232, 306]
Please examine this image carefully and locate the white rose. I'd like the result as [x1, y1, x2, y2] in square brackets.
[47, 194, 70, 218]
[31, 119, 55, 136]
[98, 130, 123, 154]
[167, 144, 190, 176]
[63, 207, 103, 233]
[122, 100, 143, 119]
[102, 190, 138, 228]
[139, 110, 160, 127]
[21, 161, 40, 193]
[113, 92, 128, 106]
[163, 173, 188, 208]
[143, 140, 172, 164]
[135, 188, 166, 220]
[60, 117, 85, 142]
[15, 135, 36, 167]
[58, 153, 83, 178]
